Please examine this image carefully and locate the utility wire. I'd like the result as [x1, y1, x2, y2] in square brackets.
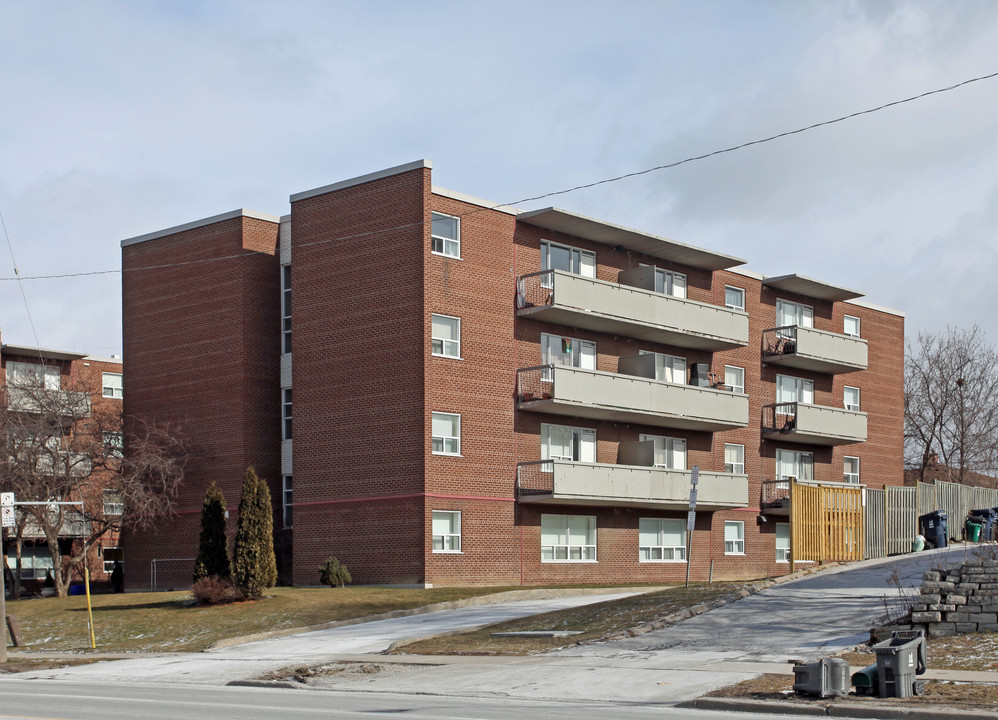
[1, 68, 997, 283]
[0, 207, 46, 358]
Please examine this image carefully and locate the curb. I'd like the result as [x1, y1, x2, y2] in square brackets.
[686, 697, 997, 719]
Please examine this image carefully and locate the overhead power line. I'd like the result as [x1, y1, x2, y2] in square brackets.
[1, 68, 996, 284]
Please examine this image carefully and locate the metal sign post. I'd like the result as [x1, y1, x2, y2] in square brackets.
[0, 492, 14, 663]
[685, 467, 699, 588]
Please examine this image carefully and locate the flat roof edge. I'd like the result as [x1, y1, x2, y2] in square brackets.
[120, 209, 281, 248]
[1, 344, 88, 361]
[432, 186, 519, 215]
[845, 298, 906, 318]
[291, 159, 432, 203]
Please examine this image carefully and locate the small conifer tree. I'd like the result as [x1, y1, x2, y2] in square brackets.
[232, 466, 278, 597]
[193, 482, 231, 583]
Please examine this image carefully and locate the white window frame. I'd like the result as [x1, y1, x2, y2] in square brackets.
[844, 456, 860, 484]
[724, 443, 745, 475]
[103, 489, 124, 516]
[282, 265, 292, 354]
[724, 286, 745, 312]
[282, 389, 292, 441]
[102, 372, 122, 398]
[843, 315, 861, 338]
[432, 510, 462, 553]
[431, 314, 461, 359]
[724, 365, 745, 394]
[776, 448, 814, 487]
[431, 412, 461, 456]
[639, 434, 686, 470]
[102, 546, 124, 574]
[540, 423, 596, 465]
[724, 521, 745, 555]
[541, 239, 596, 287]
[777, 299, 814, 328]
[283, 475, 293, 528]
[17, 545, 54, 580]
[639, 518, 686, 562]
[775, 522, 790, 563]
[776, 374, 814, 405]
[541, 333, 596, 381]
[431, 212, 460, 258]
[638, 350, 686, 384]
[103, 431, 123, 459]
[541, 513, 596, 562]
[654, 268, 686, 298]
[8, 361, 60, 391]
[844, 386, 861, 411]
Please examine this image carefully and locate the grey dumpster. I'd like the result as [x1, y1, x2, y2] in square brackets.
[793, 657, 850, 698]
[919, 510, 948, 549]
[872, 629, 926, 699]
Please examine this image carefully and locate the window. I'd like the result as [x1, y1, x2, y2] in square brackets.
[17, 546, 54, 580]
[102, 547, 124, 574]
[725, 286, 745, 312]
[103, 489, 124, 515]
[282, 389, 292, 441]
[282, 265, 292, 354]
[102, 372, 123, 399]
[775, 523, 790, 562]
[777, 374, 813, 405]
[844, 386, 861, 411]
[639, 434, 686, 469]
[431, 314, 461, 358]
[540, 423, 596, 465]
[7, 362, 60, 390]
[776, 448, 814, 484]
[724, 521, 745, 554]
[431, 412, 461, 455]
[103, 432, 123, 458]
[639, 518, 685, 561]
[776, 299, 813, 328]
[724, 366, 745, 394]
[541, 239, 595, 286]
[431, 212, 460, 258]
[638, 350, 686, 383]
[432, 510, 461, 552]
[724, 444, 745, 474]
[541, 333, 595, 381]
[654, 268, 686, 298]
[541, 514, 596, 561]
[283, 476, 293, 528]
[844, 456, 860, 484]
[844, 315, 860, 338]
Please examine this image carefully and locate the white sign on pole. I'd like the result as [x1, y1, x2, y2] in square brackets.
[1, 506, 14, 528]
[0, 492, 14, 507]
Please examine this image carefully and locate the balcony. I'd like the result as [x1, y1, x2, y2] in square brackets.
[517, 459, 748, 510]
[762, 402, 867, 446]
[516, 270, 748, 351]
[517, 364, 748, 432]
[760, 478, 865, 517]
[4, 387, 91, 417]
[762, 326, 868, 374]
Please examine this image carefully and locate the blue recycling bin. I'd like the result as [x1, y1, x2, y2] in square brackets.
[919, 510, 948, 549]
[971, 509, 996, 542]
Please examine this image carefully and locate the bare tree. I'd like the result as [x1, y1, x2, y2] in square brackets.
[905, 326, 998, 483]
[0, 372, 188, 597]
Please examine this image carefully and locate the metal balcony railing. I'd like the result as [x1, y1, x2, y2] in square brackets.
[762, 326, 798, 358]
[517, 460, 555, 497]
[762, 401, 799, 434]
[516, 365, 554, 402]
[516, 271, 555, 309]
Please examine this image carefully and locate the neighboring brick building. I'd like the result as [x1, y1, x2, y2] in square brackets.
[120, 160, 905, 588]
[0, 330, 124, 591]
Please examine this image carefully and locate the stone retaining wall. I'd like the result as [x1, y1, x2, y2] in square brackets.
[912, 558, 998, 637]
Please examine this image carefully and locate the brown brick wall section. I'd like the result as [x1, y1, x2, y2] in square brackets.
[121, 215, 279, 589]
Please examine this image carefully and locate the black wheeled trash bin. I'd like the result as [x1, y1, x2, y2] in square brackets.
[971, 508, 997, 541]
[919, 510, 948, 549]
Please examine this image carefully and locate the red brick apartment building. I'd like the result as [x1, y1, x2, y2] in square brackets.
[120, 160, 904, 589]
[0, 332, 124, 590]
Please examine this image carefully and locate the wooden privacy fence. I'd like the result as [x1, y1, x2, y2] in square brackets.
[790, 480, 865, 566]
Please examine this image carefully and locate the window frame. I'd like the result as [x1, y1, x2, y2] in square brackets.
[724, 520, 745, 555]
[282, 265, 292, 354]
[638, 517, 686, 562]
[431, 212, 461, 259]
[775, 522, 790, 563]
[776, 448, 814, 485]
[724, 365, 745, 394]
[541, 333, 596, 381]
[432, 510, 462, 553]
[638, 350, 687, 384]
[540, 239, 596, 287]
[638, 433, 686, 470]
[102, 372, 122, 399]
[103, 431, 123, 459]
[540, 423, 596, 465]
[431, 412, 461, 456]
[103, 489, 124, 516]
[655, 268, 687, 298]
[777, 299, 814, 328]
[8, 361, 61, 391]
[724, 443, 745, 475]
[540, 513, 597, 562]
[724, 286, 745, 312]
[776, 374, 814, 405]
[283, 475, 293, 528]
[282, 389, 292, 441]
[843, 315, 861, 338]
[431, 314, 462, 359]
[102, 546, 124, 575]
[844, 456, 860, 484]
[844, 386, 861, 411]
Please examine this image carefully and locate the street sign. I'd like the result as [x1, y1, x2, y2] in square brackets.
[686, 509, 696, 531]
[0, 492, 14, 507]
[1, 505, 14, 528]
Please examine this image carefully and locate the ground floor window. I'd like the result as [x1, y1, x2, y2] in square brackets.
[541, 514, 596, 561]
[432, 510, 461, 552]
[775, 523, 790, 562]
[638, 518, 685, 561]
[724, 521, 745, 555]
[17, 545, 54, 580]
[103, 546, 124, 574]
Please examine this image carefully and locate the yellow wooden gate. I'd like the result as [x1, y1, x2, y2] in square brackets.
[790, 479, 865, 568]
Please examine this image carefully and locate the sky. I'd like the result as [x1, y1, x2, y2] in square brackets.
[1, 0, 997, 358]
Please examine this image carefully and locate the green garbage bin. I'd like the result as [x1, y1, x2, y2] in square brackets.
[967, 517, 984, 542]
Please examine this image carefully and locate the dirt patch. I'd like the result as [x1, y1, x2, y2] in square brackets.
[259, 662, 430, 687]
[0, 658, 99, 674]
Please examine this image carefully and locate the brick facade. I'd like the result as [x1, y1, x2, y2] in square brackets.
[121, 160, 905, 588]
